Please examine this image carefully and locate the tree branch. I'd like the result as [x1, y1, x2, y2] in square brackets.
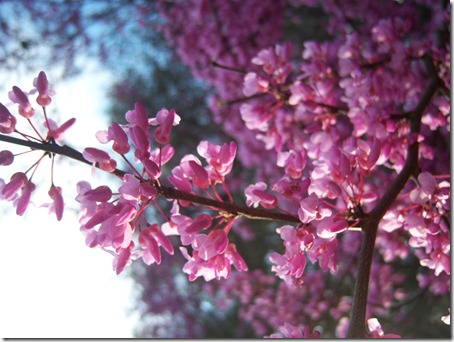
[0, 133, 300, 224]
[346, 56, 443, 338]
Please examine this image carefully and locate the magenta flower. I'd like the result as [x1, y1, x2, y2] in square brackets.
[298, 193, 332, 223]
[0, 103, 17, 134]
[245, 182, 278, 209]
[16, 180, 36, 216]
[180, 247, 231, 282]
[1, 172, 28, 200]
[316, 217, 349, 240]
[243, 72, 269, 97]
[180, 157, 210, 189]
[125, 102, 149, 135]
[139, 224, 174, 265]
[168, 166, 192, 193]
[240, 103, 271, 132]
[112, 242, 136, 275]
[129, 125, 151, 160]
[197, 140, 237, 179]
[224, 244, 248, 272]
[192, 229, 229, 260]
[276, 149, 307, 179]
[269, 225, 313, 285]
[44, 117, 76, 141]
[8, 86, 35, 118]
[83, 185, 113, 202]
[0, 150, 14, 166]
[171, 213, 199, 245]
[82, 147, 117, 172]
[48, 185, 64, 221]
[149, 108, 181, 144]
[185, 213, 212, 234]
[33, 71, 53, 107]
[306, 237, 338, 273]
[96, 121, 130, 155]
[141, 158, 161, 180]
[410, 171, 448, 205]
[251, 43, 292, 84]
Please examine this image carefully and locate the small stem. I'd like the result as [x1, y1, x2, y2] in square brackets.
[27, 118, 45, 141]
[211, 60, 247, 74]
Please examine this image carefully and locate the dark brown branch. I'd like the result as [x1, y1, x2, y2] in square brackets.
[346, 56, 443, 338]
[0, 133, 300, 224]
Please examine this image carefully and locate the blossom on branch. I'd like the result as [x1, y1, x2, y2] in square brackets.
[245, 182, 278, 209]
[8, 86, 35, 118]
[0, 103, 16, 134]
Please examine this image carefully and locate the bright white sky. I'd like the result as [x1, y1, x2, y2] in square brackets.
[0, 62, 140, 338]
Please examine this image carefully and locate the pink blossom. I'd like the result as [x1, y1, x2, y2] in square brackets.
[243, 72, 269, 97]
[0, 150, 14, 166]
[48, 185, 64, 221]
[269, 225, 314, 285]
[272, 176, 310, 201]
[0, 103, 16, 133]
[8, 86, 35, 118]
[252, 43, 292, 84]
[33, 71, 53, 107]
[192, 229, 229, 260]
[316, 217, 349, 240]
[298, 193, 332, 223]
[180, 247, 231, 282]
[224, 244, 248, 272]
[75, 181, 98, 226]
[410, 172, 442, 204]
[168, 166, 192, 193]
[185, 213, 212, 234]
[150, 144, 175, 166]
[171, 213, 199, 245]
[95, 208, 135, 249]
[149, 108, 181, 144]
[129, 125, 150, 160]
[306, 237, 338, 273]
[96, 121, 130, 155]
[141, 158, 161, 180]
[197, 140, 236, 179]
[83, 185, 113, 202]
[16, 180, 36, 216]
[245, 182, 278, 209]
[276, 149, 307, 179]
[82, 147, 117, 172]
[240, 103, 271, 132]
[125, 102, 149, 134]
[180, 157, 210, 189]
[45, 117, 76, 141]
[139, 224, 174, 265]
[112, 242, 135, 275]
[1, 172, 28, 200]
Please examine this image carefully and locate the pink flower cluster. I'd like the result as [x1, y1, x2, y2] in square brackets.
[70, 101, 247, 277]
[0, 71, 72, 221]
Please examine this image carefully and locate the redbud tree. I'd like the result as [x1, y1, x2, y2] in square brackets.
[0, 0, 450, 338]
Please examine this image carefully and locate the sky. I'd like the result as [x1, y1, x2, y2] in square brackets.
[0, 62, 140, 338]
